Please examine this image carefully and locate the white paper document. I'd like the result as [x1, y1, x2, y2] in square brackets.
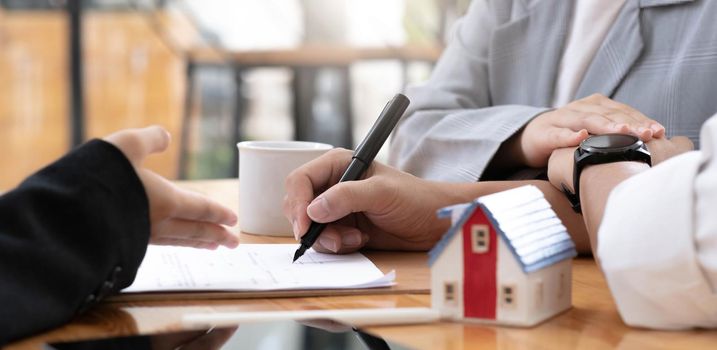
[123, 244, 395, 293]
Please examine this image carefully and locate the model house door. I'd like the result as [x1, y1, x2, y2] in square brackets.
[462, 210, 498, 319]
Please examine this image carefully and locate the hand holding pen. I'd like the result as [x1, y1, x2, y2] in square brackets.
[283, 134, 463, 258]
[284, 94, 410, 261]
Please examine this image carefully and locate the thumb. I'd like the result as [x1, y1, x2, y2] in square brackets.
[306, 179, 383, 223]
[525, 128, 587, 168]
[104, 125, 171, 166]
[548, 128, 588, 150]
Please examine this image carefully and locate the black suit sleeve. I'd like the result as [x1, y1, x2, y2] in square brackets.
[0, 140, 151, 345]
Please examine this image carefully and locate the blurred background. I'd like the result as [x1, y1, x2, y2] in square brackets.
[0, 0, 469, 190]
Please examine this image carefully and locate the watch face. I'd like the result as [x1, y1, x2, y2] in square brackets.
[581, 134, 640, 152]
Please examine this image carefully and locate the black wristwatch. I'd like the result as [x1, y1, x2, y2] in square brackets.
[562, 134, 651, 213]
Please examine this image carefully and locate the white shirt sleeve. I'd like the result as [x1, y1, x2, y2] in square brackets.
[597, 115, 717, 330]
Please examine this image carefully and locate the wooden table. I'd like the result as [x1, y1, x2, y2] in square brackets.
[187, 45, 443, 67]
[7, 179, 717, 349]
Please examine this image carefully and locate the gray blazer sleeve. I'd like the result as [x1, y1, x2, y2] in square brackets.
[389, 0, 548, 182]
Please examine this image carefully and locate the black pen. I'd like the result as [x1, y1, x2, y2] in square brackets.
[292, 93, 410, 262]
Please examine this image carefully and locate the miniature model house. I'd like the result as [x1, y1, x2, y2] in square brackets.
[429, 185, 577, 327]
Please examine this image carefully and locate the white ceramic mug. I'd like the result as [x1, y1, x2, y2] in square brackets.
[237, 141, 333, 236]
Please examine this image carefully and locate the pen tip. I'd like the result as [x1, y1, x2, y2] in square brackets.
[293, 245, 306, 263]
[292, 250, 301, 263]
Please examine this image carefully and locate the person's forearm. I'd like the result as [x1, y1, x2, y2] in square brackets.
[579, 162, 651, 256]
[430, 179, 592, 253]
[0, 140, 150, 344]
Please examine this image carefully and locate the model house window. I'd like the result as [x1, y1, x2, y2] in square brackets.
[501, 284, 517, 308]
[471, 224, 490, 253]
[534, 280, 544, 309]
[444, 282, 457, 303]
[557, 271, 567, 298]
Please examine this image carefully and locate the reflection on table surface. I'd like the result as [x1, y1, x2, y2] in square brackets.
[47, 320, 410, 350]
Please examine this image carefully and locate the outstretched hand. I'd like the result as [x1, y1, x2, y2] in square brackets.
[104, 126, 239, 250]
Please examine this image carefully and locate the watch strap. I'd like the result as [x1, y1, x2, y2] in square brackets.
[561, 183, 581, 212]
